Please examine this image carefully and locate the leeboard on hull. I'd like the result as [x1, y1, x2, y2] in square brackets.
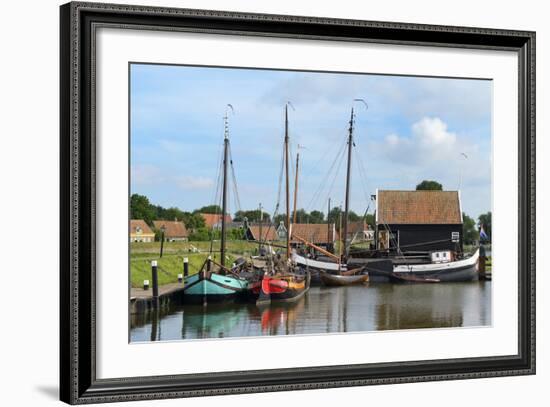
[183, 271, 248, 304]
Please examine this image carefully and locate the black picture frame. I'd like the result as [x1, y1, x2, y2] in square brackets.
[60, 1, 536, 404]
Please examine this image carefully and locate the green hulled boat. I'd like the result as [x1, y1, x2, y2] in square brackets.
[182, 104, 250, 305]
[183, 263, 249, 304]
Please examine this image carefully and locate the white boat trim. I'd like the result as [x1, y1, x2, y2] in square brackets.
[292, 253, 346, 271]
[393, 249, 479, 273]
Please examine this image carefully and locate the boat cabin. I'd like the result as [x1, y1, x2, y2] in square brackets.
[375, 190, 463, 255]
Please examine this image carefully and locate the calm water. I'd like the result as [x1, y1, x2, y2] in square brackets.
[130, 281, 491, 342]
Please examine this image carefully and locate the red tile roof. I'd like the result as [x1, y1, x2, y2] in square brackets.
[290, 223, 336, 244]
[201, 213, 232, 228]
[377, 190, 462, 225]
[130, 219, 154, 235]
[247, 225, 278, 241]
[152, 220, 188, 238]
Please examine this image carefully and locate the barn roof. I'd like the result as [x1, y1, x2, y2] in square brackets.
[377, 190, 462, 225]
[152, 220, 188, 238]
[247, 225, 278, 241]
[291, 223, 336, 244]
[200, 213, 232, 228]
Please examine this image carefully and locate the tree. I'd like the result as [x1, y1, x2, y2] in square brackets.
[234, 209, 271, 223]
[416, 180, 443, 191]
[160, 206, 186, 222]
[294, 209, 309, 223]
[228, 228, 245, 240]
[130, 194, 156, 224]
[196, 205, 223, 214]
[273, 213, 286, 227]
[364, 213, 375, 229]
[347, 211, 361, 222]
[309, 210, 325, 223]
[327, 207, 361, 232]
[327, 207, 342, 226]
[478, 211, 492, 241]
[188, 227, 211, 241]
[182, 212, 205, 230]
[462, 213, 478, 245]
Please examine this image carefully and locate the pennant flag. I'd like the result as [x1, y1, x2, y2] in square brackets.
[480, 225, 489, 241]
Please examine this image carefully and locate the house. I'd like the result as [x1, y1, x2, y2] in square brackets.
[244, 224, 279, 242]
[200, 213, 233, 230]
[375, 190, 463, 253]
[290, 223, 337, 249]
[152, 219, 189, 241]
[246, 221, 336, 247]
[346, 220, 375, 243]
[130, 219, 155, 242]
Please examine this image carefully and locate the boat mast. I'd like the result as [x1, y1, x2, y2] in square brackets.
[293, 148, 300, 225]
[259, 202, 263, 250]
[284, 104, 291, 260]
[327, 197, 331, 252]
[342, 107, 355, 261]
[220, 104, 232, 268]
[338, 206, 342, 272]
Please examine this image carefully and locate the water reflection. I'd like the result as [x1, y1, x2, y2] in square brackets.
[130, 281, 491, 342]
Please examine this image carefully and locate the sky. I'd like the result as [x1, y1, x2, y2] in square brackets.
[130, 64, 492, 220]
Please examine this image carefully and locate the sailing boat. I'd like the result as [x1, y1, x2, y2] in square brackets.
[255, 103, 311, 305]
[292, 102, 369, 285]
[182, 105, 249, 304]
[292, 100, 480, 283]
[318, 207, 368, 286]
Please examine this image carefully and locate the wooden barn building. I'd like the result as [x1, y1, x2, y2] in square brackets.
[244, 224, 279, 242]
[290, 223, 337, 250]
[375, 190, 463, 254]
[152, 219, 189, 241]
[244, 222, 337, 250]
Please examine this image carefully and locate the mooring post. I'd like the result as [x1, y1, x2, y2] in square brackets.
[183, 257, 189, 277]
[151, 260, 159, 308]
[159, 225, 166, 258]
[207, 255, 212, 272]
[143, 280, 150, 290]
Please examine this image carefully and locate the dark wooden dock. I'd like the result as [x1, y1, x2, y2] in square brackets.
[130, 282, 186, 314]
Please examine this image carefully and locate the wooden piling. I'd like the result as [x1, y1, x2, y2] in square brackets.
[151, 260, 159, 308]
[183, 257, 189, 277]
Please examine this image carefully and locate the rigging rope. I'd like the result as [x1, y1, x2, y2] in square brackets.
[305, 136, 347, 212]
[319, 139, 348, 213]
[228, 143, 242, 213]
[353, 146, 372, 209]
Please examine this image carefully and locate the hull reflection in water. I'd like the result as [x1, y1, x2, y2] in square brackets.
[130, 282, 491, 342]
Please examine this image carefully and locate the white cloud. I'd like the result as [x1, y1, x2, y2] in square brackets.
[412, 117, 457, 148]
[381, 117, 460, 164]
[366, 116, 491, 217]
